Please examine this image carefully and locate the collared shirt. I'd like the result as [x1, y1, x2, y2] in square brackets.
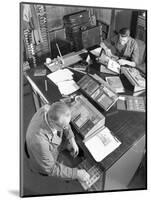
[26, 104, 78, 179]
[111, 35, 139, 65]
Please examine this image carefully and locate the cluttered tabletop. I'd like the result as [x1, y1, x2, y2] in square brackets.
[25, 46, 146, 172]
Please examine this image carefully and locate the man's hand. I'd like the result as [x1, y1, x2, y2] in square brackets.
[100, 42, 112, 57]
[70, 139, 79, 158]
[118, 59, 136, 67]
[77, 169, 90, 182]
[105, 49, 112, 57]
[118, 59, 128, 66]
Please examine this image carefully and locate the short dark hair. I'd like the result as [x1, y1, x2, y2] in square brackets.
[119, 28, 130, 37]
[48, 101, 70, 121]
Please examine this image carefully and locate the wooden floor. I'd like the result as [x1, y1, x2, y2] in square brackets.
[21, 85, 146, 197]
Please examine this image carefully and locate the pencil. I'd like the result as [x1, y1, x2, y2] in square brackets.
[56, 43, 63, 59]
[67, 66, 87, 74]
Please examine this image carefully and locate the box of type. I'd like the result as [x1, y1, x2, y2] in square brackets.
[117, 95, 145, 112]
[70, 95, 105, 139]
[78, 74, 118, 111]
[78, 159, 103, 190]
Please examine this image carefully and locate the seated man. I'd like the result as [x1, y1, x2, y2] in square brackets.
[26, 102, 90, 182]
[100, 27, 139, 67]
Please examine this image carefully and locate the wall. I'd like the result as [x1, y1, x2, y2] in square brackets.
[46, 5, 90, 31]
[94, 8, 112, 25]
[114, 10, 132, 33]
[46, 5, 113, 32]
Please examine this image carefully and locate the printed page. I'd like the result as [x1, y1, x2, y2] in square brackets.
[57, 80, 79, 95]
[85, 127, 121, 162]
[107, 59, 120, 74]
[47, 69, 73, 84]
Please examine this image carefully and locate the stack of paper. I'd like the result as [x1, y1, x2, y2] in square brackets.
[47, 69, 79, 95]
[57, 80, 79, 96]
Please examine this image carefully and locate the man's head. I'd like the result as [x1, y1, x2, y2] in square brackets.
[47, 101, 71, 130]
[119, 28, 130, 46]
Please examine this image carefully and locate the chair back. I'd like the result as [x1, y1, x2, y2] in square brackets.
[135, 39, 146, 65]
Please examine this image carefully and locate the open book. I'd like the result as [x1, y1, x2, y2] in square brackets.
[106, 76, 125, 93]
[84, 127, 121, 162]
[47, 69, 79, 95]
[99, 53, 120, 74]
[107, 59, 120, 74]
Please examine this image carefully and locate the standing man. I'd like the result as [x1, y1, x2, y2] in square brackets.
[26, 102, 90, 182]
[100, 27, 139, 67]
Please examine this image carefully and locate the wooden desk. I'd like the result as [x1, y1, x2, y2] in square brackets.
[24, 68, 62, 110]
[25, 64, 146, 191]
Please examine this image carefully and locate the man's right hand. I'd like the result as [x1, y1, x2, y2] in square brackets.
[77, 169, 90, 182]
[105, 49, 112, 57]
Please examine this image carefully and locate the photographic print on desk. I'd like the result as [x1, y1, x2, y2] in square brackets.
[20, 1, 147, 197]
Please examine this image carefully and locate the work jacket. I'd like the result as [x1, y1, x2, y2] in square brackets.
[26, 104, 78, 179]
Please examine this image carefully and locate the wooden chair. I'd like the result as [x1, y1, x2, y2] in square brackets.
[135, 39, 146, 73]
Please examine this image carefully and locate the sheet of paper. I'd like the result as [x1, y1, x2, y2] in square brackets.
[118, 96, 126, 101]
[47, 69, 73, 84]
[90, 47, 102, 57]
[85, 127, 121, 162]
[57, 80, 79, 95]
[86, 54, 91, 64]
